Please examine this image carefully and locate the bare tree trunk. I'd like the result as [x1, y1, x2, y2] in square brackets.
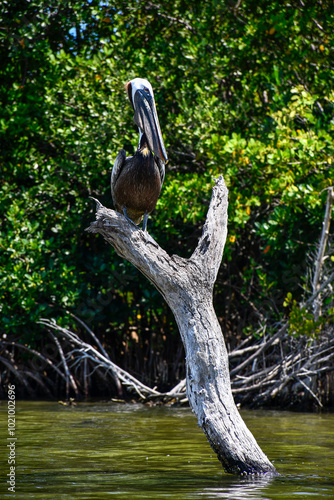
[312, 187, 333, 319]
[86, 175, 277, 476]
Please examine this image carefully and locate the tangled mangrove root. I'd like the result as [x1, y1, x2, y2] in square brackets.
[1, 316, 333, 408]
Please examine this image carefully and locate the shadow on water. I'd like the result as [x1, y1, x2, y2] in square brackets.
[0, 401, 334, 499]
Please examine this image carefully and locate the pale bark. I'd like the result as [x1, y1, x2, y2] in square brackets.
[312, 186, 333, 319]
[86, 175, 278, 476]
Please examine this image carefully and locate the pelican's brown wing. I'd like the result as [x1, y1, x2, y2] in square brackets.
[155, 157, 165, 187]
[111, 149, 126, 203]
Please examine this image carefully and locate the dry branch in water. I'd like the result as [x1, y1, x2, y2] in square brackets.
[86, 175, 278, 476]
[312, 187, 333, 319]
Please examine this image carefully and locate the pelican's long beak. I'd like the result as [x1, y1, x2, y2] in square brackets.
[126, 78, 168, 163]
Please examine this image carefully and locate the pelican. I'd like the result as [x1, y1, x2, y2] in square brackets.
[111, 78, 168, 231]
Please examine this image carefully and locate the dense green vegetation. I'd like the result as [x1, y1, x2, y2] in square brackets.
[1, 0, 333, 391]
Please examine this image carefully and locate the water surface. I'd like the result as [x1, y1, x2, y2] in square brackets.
[0, 401, 333, 499]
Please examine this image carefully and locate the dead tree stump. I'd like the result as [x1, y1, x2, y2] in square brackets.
[86, 175, 278, 476]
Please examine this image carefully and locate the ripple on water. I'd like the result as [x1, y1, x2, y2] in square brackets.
[0, 402, 333, 499]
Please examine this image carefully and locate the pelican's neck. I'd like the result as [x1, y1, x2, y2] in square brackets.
[137, 129, 150, 156]
[138, 128, 144, 150]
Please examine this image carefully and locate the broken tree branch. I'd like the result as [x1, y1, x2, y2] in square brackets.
[39, 318, 162, 399]
[312, 186, 333, 319]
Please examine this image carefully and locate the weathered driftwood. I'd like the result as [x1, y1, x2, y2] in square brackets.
[86, 175, 277, 476]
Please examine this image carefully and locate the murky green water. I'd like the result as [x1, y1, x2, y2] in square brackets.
[0, 401, 334, 499]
